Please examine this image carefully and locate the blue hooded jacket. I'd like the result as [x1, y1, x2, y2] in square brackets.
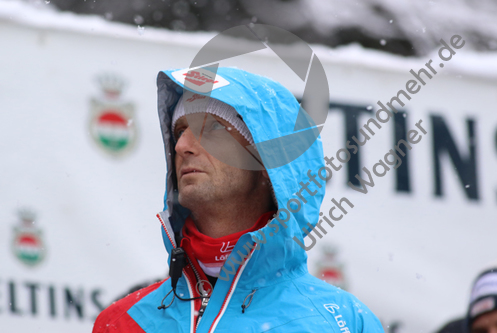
[120, 67, 384, 333]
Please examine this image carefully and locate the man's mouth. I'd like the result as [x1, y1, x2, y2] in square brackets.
[180, 168, 204, 177]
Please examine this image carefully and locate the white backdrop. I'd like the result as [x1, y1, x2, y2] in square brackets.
[1, 2, 496, 332]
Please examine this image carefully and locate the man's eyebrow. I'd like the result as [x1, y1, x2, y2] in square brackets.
[173, 121, 186, 139]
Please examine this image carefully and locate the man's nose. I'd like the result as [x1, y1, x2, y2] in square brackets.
[175, 127, 200, 156]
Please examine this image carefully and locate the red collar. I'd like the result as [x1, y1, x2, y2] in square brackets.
[180, 211, 275, 277]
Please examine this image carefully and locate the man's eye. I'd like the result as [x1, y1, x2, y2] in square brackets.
[208, 121, 225, 131]
[175, 129, 185, 139]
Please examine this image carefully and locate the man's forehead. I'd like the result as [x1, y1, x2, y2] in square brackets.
[175, 113, 226, 125]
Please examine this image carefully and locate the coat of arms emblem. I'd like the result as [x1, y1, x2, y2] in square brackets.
[315, 245, 347, 290]
[89, 74, 137, 157]
[12, 208, 46, 267]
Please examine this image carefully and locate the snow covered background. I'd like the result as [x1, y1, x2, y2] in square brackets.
[47, 0, 497, 56]
[1, 1, 497, 333]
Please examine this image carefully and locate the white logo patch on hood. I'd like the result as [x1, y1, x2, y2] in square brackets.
[171, 68, 230, 93]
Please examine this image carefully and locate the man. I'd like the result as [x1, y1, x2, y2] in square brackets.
[93, 67, 383, 332]
[467, 268, 497, 333]
[434, 266, 497, 333]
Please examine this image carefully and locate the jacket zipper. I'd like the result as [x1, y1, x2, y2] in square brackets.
[196, 297, 210, 330]
[186, 255, 202, 283]
[186, 255, 211, 331]
[207, 245, 256, 333]
[159, 213, 254, 333]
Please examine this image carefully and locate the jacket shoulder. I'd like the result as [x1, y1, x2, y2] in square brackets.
[293, 274, 384, 333]
[92, 279, 167, 333]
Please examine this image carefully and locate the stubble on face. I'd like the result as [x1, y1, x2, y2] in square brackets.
[174, 114, 262, 212]
[177, 161, 259, 210]
[173, 112, 274, 237]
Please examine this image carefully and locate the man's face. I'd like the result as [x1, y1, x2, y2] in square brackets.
[472, 310, 497, 333]
[173, 113, 266, 210]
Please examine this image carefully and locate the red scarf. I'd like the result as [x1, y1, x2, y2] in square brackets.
[180, 211, 275, 277]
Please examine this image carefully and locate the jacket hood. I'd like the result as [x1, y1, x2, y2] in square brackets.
[156, 67, 326, 287]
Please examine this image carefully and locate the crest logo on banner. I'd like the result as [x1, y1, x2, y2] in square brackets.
[12, 208, 46, 267]
[315, 245, 347, 290]
[89, 74, 137, 157]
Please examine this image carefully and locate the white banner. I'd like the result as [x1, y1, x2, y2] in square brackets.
[1, 2, 496, 332]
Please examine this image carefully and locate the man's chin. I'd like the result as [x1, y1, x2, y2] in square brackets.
[178, 188, 208, 209]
